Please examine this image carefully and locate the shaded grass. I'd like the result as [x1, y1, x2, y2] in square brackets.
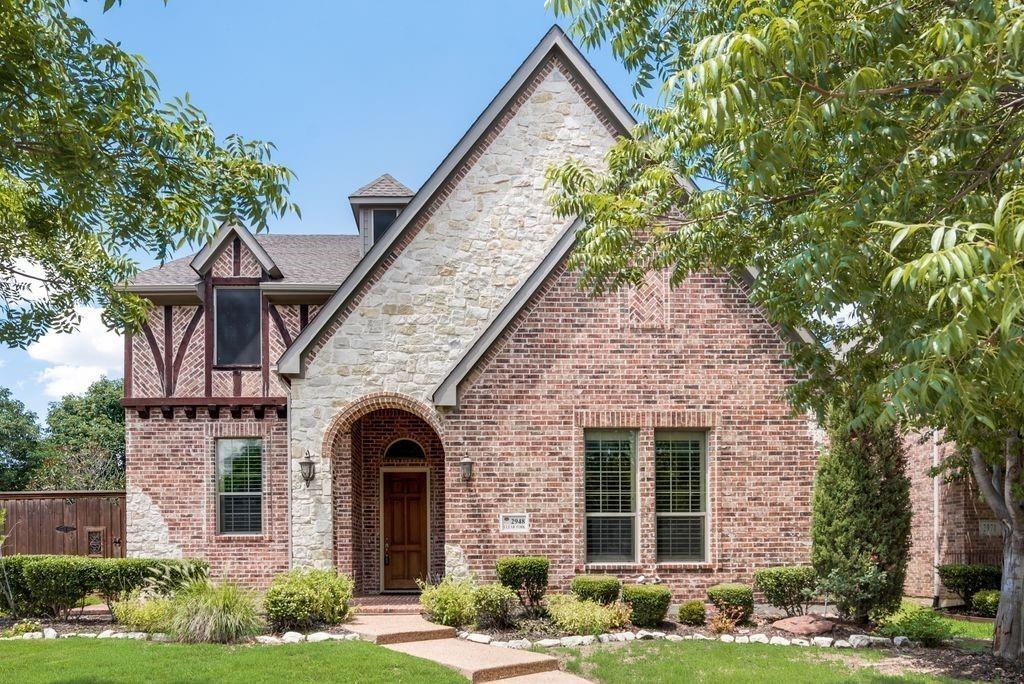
[0, 639, 464, 683]
[559, 641, 967, 684]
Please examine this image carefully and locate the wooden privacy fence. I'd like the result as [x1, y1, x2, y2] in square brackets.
[0, 491, 126, 558]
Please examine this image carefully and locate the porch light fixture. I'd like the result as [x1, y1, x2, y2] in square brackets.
[459, 456, 473, 482]
[299, 450, 316, 487]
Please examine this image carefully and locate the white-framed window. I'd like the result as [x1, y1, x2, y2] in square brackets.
[584, 430, 636, 563]
[655, 431, 706, 562]
[214, 287, 261, 366]
[216, 438, 263, 534]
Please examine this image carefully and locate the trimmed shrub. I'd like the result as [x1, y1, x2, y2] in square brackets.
[754, 566, 817, 617]
[973, 589, 1000, 618]
[111, 591, 175, 633]
[22, 555, 97, 620]
[474, 583, 517, 629]
[937, 564, 1001, 607]
[677, 599, 706, 626]
[0, 555, 39, 616]
[877, 604, 952, 647]
[570, 575, 621, 605]
[496, 556, 549, 610]
[621, 584, 672, 627]
[707, 583, 754, 624]
[811, 402, 911, 623]
[264, 569, 354, 631]
[171, 580, 263, 643]
[418, 576, 477, 627]
[546, 594, 630, 635]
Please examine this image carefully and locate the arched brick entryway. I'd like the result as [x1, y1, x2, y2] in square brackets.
[324, 393, 445, 594]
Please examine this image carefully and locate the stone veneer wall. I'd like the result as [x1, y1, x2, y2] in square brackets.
[125, 408, 290, 587]
[288, 56, 619, 568]
[441, 265, 820, 598]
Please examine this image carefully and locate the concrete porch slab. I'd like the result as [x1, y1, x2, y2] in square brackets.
[386, 637, 559, 682]
[345, 614, 455, 645]
[500, 672, 591, 683]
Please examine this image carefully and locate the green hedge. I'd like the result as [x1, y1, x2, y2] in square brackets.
[570, 575, 621, 605]
[972, 589, 1000, 618]
[677, 599, 706, 626]
[0, 555, 207, 619]
[264, 569, 354, 630]
[496, 556, 549, 610]
[707, 583, 754, 623]
[621, 584, 672, 627]
[753, 566, 817, 616]
[936, 564, 1001, 606]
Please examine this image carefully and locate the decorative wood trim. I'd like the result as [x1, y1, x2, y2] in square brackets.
[253, 405, 266, 420]
[140, 321, 165, 388]
[211, 277, 261, 286]
[232, 370, 241, 397]
[275, 405, 287, 419]
[170, 306, 203, 396]
[135, 407, 149, 419]
[232, 236, 241, 276]
[184, 406, 197, 420]
[230, 406, 242, 419]
[122, 397, 286, 408]
[299, 304, 309, 330]
[123, 329, 133, 399]
[160, 406, 174, 419]
[163, 306, 173, 396]
[204, 279, 213, 397]
[262, 295, 271, 396]
[268, 304, 293, 347]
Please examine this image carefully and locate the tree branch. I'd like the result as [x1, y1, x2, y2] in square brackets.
[972, 446, 1012, 525]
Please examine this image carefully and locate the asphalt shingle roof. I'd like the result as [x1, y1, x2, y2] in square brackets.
[349, 173, 413, 198]
[131, 233, 363, 288]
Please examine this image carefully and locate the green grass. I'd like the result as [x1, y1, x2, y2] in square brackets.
[0, 639, 465, 683]
[559, 641, 967, 684]
[890, 601, 994, 642]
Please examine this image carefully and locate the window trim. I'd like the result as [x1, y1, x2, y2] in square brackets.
[371, 208, 400, 243]
[213, 286, 262, 369]
[583, 429, 638, 564]
[654, 430, 707, 563]
[215, 437, 264, 536]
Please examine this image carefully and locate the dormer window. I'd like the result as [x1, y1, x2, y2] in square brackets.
[215, 288, 261, 366]
[372, 208, 399, 242]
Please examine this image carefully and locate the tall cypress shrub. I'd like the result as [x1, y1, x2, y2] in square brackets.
[811, 401, 912, 623]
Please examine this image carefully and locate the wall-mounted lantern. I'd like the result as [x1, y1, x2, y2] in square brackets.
[459, 455, 473, 482]
[299, 450, 316, 487]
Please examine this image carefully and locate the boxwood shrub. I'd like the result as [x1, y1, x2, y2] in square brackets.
[264, 568, 354, 630]
[621, 584, 672, 627]
[707, 583, 754, 623]
[753, 566, 817, 616]
[677, 599, 706, 626]
[419, 576, 478, 627]
[570, 575, 621, 605]
[936, 564, 1001, 606]
[496, 556, 549, 609]
[973, 589, 1000, 618]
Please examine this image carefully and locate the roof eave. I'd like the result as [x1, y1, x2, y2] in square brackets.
[189, 222, 282, 279]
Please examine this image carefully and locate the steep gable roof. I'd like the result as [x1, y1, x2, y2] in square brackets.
[277, 25, 638, 376]
[349, 174, 414, 199]
[189, 222, 281, 279]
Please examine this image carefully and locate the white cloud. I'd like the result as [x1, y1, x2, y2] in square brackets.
[28, 306, 123, 398]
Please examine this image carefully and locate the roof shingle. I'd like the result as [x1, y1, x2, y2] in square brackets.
[349, 173, 413, 198]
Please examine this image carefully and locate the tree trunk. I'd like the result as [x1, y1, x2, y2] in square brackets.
[995, 532, 1024, 660]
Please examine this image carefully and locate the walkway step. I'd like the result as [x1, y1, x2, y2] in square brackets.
[499, 672, 591, 683]
[345, 614, 455, 645]
[386, 638, 559, 683]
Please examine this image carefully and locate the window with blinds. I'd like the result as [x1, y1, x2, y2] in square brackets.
[655, 432, 706, 562]
[584, 430, 636, 563]
[217, 438, 263, 534]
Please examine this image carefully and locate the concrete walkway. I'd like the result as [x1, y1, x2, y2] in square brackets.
[346, 614, 588, 683]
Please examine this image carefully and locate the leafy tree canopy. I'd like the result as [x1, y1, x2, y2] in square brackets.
[0, 0, 298, 346]
[0, 387, 41, 491]
[38, 377, 124, 470]
[546, 0, 1024, 659]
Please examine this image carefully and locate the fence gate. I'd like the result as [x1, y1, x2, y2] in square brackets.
[0, 491, 126, 557]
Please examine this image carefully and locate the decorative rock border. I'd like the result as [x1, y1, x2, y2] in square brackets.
[455, 630, 912, 650]
[0, 629, 361, 644]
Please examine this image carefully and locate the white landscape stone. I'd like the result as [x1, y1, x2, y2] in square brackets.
[97, 630, 114, 639]
[508, 639, 531, 649]
[834, 639, 852, 648]
[867, 636, 892, 647]
[468, 633, 492, 645]
[693, 634, 713, 641]
[307, 632, 331, 643]
[491, 641, 509, 649]
[848, 635, 871, 648]
[636, 631, 654, 640]
[791, 638, 810, 647]
[893, 636, 910, 648]
[621, 632, 636, 642]
[811, 637, 833, 648]
[536, 638, 561, 648]
[580, 635, 596, 646]
[256, 636, 282, 645]
[650, 631, 666, 639]
[734, 636, 750, 644]
[151, 633, 170, 642]
[281, 631, 305, 643]
[749, 634, 770, 644]
[719, 634, 735, 643]
[598, 634, 613, 643]
[769, 636, 790, 646]
[43, 628, 57, 639]
[23, 632, 43, 640]
[78, 633, 97, 639]
[457, 631, 469, 640]
[666, 634, 684, 642]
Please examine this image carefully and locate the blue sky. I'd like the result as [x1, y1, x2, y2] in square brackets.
[0, 0, 645, 419]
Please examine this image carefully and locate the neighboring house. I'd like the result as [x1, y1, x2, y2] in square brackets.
[125, 26, 830, 595]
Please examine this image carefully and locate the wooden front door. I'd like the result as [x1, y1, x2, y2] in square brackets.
[382, 471, 429, 591]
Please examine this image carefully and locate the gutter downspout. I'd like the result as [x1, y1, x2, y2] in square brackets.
[932, 431, 941, 608]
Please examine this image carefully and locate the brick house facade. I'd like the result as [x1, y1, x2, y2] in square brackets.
[123, 26, 997, 598]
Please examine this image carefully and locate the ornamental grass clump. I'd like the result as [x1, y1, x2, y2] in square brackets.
[546, 594, 630, 635]
[418, 576, 477, 627]
[171, 580, 263, 644]
[264, 569, 354, 631]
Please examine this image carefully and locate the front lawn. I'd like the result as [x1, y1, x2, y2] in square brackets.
[558, 641, 977, 683]
[0, 639, 465, 684]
